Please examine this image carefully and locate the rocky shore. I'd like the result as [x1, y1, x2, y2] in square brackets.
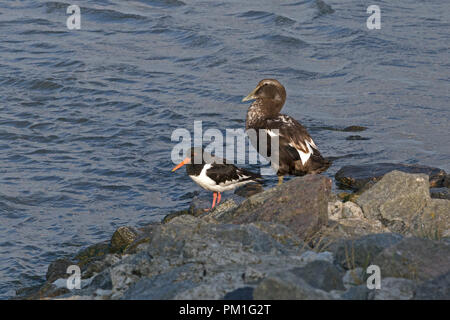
[17, 165, 450, 300]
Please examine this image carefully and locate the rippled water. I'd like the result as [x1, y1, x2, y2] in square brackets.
[0, 0, 449, 298]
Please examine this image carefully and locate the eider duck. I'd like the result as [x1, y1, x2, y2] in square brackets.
[242, 79, 331, 184]
[172, 147, 262, 210]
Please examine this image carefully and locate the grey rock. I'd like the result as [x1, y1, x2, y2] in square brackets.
[290, 260, 345, 291]
[297, 251, 334, 265]
[341, 285, 372, 300]
[336, 163, 446, 191]
[373, 237, 450, 282]
[332, 233, 403, 269]
[373, 278, 416, 300]
[223, 175, 331, 240]
[188, 195, 212, 216]
[343, 268, 365, 289]
[414, 271, 450, 300]
[122, 264, 197, 300]
[414, 198, 450, 239]
[253, 271, 335, 300]
[356, 171, 431, 233]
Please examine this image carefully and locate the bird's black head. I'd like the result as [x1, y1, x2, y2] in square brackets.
[242, 79, 287, 110]
[172, 147, 219, 172]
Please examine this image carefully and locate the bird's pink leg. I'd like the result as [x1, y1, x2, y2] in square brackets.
[204, 192, 217, 212]
[217, 192, 221, 204]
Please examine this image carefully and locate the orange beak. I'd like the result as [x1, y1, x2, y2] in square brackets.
[171, 157, 190, 172]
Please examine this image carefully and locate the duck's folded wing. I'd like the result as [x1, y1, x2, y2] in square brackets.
[250, 114, 319, 165]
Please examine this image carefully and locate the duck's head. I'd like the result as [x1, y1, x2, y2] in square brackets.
[242, 79, 286, 110]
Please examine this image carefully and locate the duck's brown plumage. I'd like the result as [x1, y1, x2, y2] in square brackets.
[243, 79, 331, 177]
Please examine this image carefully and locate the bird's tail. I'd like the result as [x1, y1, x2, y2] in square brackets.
[239, 168, 264, 182]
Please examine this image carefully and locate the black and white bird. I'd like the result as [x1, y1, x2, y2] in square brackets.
[242, 79, 331, 184]
[172, 147, 262, 210]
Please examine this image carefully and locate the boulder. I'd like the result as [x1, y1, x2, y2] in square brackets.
[373, 237, 450, 282]
[290, 260, 345, 291]
[234, 183, 264, 198]
[373, 278, 416, 300]
[414, 271, 450, 300]
[331, 233, 403, 270]
[46, 258, 75, 283]
[356, 171, 431, 233]
[414, 199, 450, 239]
[110, 226, 139, 253]
[335, 163, 446, 191]
[223, 175, 331, 240]
[253, 271, 336, 300]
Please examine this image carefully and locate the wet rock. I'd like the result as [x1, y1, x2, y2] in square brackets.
[234, 183, 264, 198]
[46, 258, 75, 283]
[223, 175, 331, 240]
[346, 135, 370, 141]
[373, 237, 450, 282]
[356, 171, 431, 233]
[342, 126, 367, 132]
[75, 242, 110, 268]
[188, 195, 212, 216]
[335, 163, 446, 191]
[29, 282, 71, 300]
[414, 271, 450, 300]
[253, 271, 335, 300]
[331, 233, 403, 270]
[110, 226, 139, 253]
[315, 0, 335, 15]
[373, 278, 416, 300]
[290, 260, 345, 291]
[443, 175, 450, 188]
[430, 187, 450, 200]
[161, 209, 190, 224]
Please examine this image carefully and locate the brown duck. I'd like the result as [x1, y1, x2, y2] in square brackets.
[242, 79, 331, 184]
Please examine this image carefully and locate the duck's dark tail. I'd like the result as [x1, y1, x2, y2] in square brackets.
[307, 149, 332, 174]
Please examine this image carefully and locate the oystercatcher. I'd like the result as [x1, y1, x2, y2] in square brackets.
[172, 147, 262, 210]
[242, 79, 331, 184]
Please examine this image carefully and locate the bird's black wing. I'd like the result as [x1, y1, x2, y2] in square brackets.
[206, 163, 261, 186]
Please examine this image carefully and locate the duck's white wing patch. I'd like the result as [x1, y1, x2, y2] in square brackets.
[265, 129, 278, 137]
[290, 139, 317, 165]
